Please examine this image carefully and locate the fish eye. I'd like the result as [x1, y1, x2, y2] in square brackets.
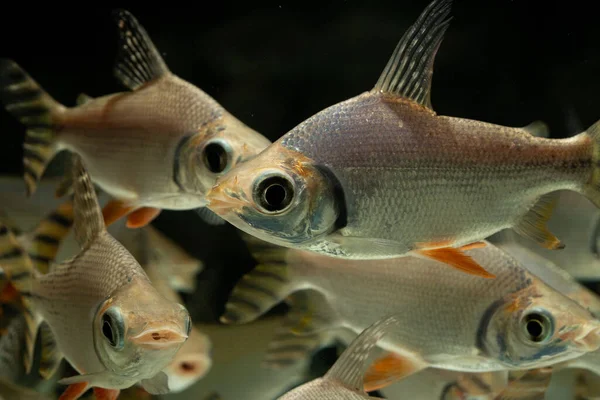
[522, 311, 553, 343]
[253, 173, 295, 213]
[202, 139, 232, 174]
[101, 308, 125, 350]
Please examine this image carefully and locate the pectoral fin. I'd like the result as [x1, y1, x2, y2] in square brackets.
[126, 207, 161, 229]
[93, 388, 120, 400]
[57, 382, 90, 400]
[363, 352, 426, 392]
[140, 371, 170, 395]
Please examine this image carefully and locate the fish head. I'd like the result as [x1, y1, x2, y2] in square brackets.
[180, 117, 272, 196]
[206, 142, 340, 248]
[93, 278, 191, 380]
[483, 281, 600, 369]
[162, 327, 212, 392]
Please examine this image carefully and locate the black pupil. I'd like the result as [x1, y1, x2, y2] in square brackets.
[102, 315, 116, 347]
[256, 176, 294, 212]
[203, 143, 228, 173]
[525, 317, 545, 341]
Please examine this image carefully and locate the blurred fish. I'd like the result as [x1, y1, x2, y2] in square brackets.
[491, 191, 600, 281]
[223, 237, 600, 392]
[207, 0, 600, 278]
[277, 315, 399, 399]
[0, 156, 191, 399]
[0, 8, 271, 229]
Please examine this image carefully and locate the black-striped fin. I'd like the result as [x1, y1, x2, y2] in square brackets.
[111, 9, 170, 91]
[71, 155, 105, 249]
[220, 262, 293, 325]
[0, 314, 26, 382]
[0, 59, 63, 197]
[25, 200, 74, 274]
[38, 322, 63, 379]
[493, 368, 552, 400]
[373, 0, 452, 110]
[325, 315, 400, 392]
[0, 210, 21, 236]
[239, 232, 289, 265]
[263, 326, 326, 369]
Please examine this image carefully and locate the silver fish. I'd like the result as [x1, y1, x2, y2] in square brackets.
[206, 0, 600, 278]
[0, 156, 190, 399]
[277, 316, 399, 399]
[0, 9, 270, 229]
[223, 237, 600, 392]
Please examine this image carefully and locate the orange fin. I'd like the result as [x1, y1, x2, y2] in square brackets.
[102, 200, 135, 227]
[416, 247, 496, 279]
[0, 282, 19, 304]
[126, 207, 161, 228]
[93, 388, 121, 400]
[513, 194, 563, 250]
[458, 241, 487, 251]
[363, 352, 423, 392]
[58, 382, 90, 400]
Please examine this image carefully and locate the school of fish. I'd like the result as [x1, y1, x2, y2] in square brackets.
[0, 1, 599, 399]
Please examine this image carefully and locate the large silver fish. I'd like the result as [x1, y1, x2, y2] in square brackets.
[0, 9, 270, 229]
[0, 156, 191, 399]
[223, 237, 600, 392]
[206, 0, 600, 278]
[277, 316, 399, 399]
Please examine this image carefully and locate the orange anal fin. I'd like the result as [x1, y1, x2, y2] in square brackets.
[126, 207, 161, 229]
[363, 352, 422, 392]
[416, 247, 496, 279]
[58, 382, 90, 400]
[93, 388, 121, 400]
[102, 200, 135, 227]
[458, 241, 487, 251]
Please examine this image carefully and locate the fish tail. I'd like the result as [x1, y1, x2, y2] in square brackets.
[0, 222, 42, 375]
[26, 200, 74, 274]
[0, 59, 65, 197]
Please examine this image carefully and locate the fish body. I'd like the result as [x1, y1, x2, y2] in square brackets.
[0, 9, 270, 227]
[207, 0, 600, 275]
[224, 240, 600, 378]
[0, 156, 190, 398]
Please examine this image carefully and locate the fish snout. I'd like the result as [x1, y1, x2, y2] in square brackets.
[207, 187, 243, 215]
[130, 326, 188, 349]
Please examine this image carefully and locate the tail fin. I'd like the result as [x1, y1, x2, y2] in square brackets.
[24, 200, 74, 274]
[71, 155, 105, 249]
[0, 60, 64, 197]
[38, 322, 63, 379]
[584, 120, 600, 207]
[221, 233, 297, 324]
[0, 222, 41, 375]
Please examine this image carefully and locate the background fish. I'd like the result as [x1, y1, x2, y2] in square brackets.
[0, 8, 271, 229]
[207, 0, 600, 279]
[277, 316, 399, 399]
[222, 236, 600, 391]
[0, 156, 191, 399]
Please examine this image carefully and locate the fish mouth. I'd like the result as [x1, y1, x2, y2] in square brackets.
[573, 324, 600, 352]
[130, 327, 188, 349]
[207, 187, 245, 216]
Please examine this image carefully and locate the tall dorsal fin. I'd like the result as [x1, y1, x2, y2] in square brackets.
[72, 155, 105, 249]
[324, 315, 399, 392]
[374, 0, 452, 110]
[111, 9, 170, 90]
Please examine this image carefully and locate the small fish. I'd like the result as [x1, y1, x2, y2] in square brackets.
[0, 155, 191, 399]
[0, 8, 271, 229]
[277, 315, 399, 399]
[491, 191, 600, 281]
[206, 0, 600, 278]
[223, 236, 600, 391]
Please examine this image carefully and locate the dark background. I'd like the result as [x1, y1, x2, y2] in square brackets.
[1, 0, 600, 388]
